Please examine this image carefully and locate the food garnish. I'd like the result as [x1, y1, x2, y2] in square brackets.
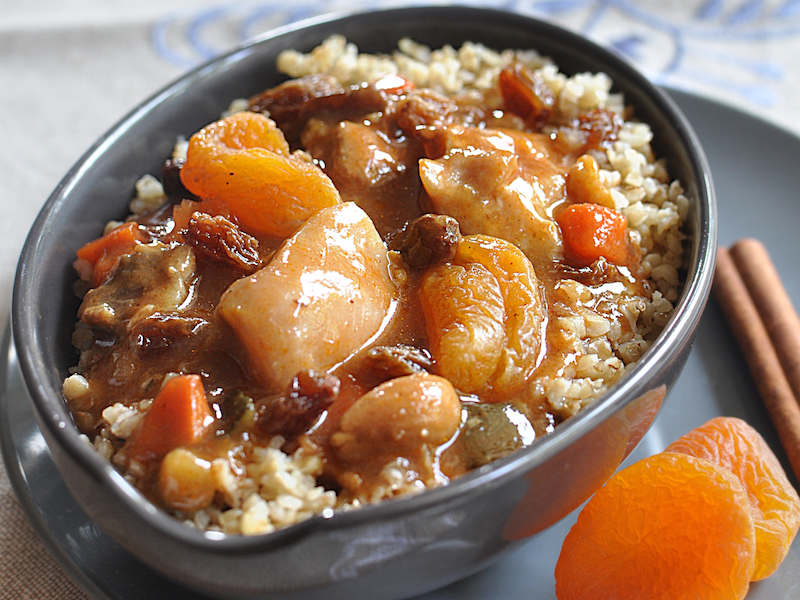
[555, 416, 800, 598]
[714, 239, 800, 482]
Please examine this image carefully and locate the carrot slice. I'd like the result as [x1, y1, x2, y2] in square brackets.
[128, 374, 214, 463]
[76, 222, 148, 286]
[556, 203, 628, 268]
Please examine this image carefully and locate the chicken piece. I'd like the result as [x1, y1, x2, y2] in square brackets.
[78, 243, 196, 335]
[303, 119, 422, 236]
[218, 202, 395, 391]
[419, 126, 566, 267]
[304, 120, 402, 190]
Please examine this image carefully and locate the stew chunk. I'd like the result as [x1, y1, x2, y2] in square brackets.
[420, 235, 544, 394]
[331, 373, 462, 494]
[218, 202, 395, 390]
[79, 243, 196, 335]
[419, 126, 565, 266]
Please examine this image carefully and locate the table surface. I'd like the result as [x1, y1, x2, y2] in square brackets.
[3, 1, 800, 598]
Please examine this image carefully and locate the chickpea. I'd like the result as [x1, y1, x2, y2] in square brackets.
[158, 447, 216, 512]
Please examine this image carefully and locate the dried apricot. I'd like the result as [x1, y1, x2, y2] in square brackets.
[666, 416, 800, 580]
[454, 235, 543, 390]
[180, 111, 340, 238]
[420, 261, 505, 392]
[420, 234, 545, 395]
[555, 451, 756, 600]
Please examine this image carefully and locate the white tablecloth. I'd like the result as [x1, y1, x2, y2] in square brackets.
[2, 0, 800, 597]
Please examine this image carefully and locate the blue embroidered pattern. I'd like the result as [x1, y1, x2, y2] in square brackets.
[151, 0, 800, 106]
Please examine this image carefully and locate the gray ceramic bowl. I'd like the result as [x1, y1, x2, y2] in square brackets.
[12, 6, 716, 600]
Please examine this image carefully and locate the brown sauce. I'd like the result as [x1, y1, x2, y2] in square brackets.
[66, 65, 652, 512]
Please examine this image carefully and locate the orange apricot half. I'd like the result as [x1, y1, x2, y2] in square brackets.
[666, 416, 800, 580]
[180, 111, 340, 238]
[554, 451, 756, 600]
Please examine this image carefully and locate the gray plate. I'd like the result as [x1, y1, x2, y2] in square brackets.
[2, 88, 800, 599]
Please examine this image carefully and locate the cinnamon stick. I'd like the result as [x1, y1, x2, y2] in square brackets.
[729, 238, 800, 406]
[713, 246, 800, 481]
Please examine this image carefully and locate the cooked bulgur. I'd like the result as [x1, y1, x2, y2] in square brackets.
[64, 36, 687, 535]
